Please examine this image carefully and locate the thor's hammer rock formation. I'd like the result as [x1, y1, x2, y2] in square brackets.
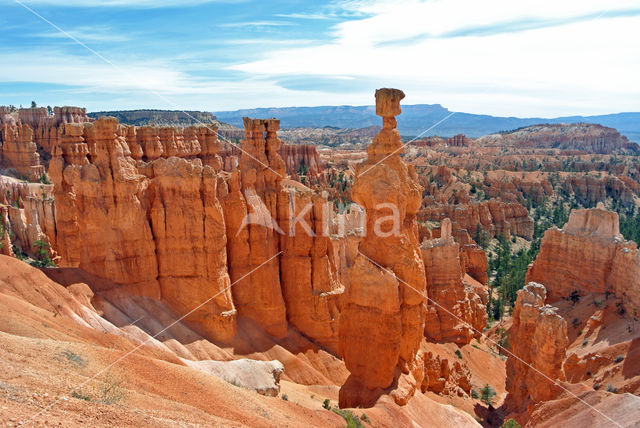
[339, 88, 427, 407]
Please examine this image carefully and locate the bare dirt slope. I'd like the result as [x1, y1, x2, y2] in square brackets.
[0, 255, 482, 427]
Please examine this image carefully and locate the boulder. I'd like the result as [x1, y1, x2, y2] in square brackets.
[184, 359, 284, 397]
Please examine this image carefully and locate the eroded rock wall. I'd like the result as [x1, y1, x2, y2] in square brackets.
[421, 351, 472, 397]
[421, 219, 487, 345]
[49, 117, 237, 341]
[484, 123, 635, 154]
[279, 144, 324, 184]
[0, 176, 55, 258]
[526, 206, 640, 313]
[278, 183, 343, 353]
[419, 199, 533, 240]
[45, 115, 347, 348]
[563, 174, 637, 207]
[455, 228, 489, 284]
[0, 123, 45, 180]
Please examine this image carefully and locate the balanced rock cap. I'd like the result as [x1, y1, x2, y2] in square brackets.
[375, 88, 405, 117]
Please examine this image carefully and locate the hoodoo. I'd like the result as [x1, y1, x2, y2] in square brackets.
[420, 218, 487, 345]
[223, 118, 288, 338]
[505, 282, 568, 413]
[339, 88, 427, 407]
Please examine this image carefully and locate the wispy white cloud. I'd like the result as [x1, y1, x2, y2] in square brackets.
[0, 47, 367, 111]
[274, 12, 334, 20]
[220, 38, 318, 46]
[218, 20, 297, 28]
[0, 51, 189, 93]
[6, 0, 248, 8]
[0, 49, 322, 109]
[33, 25, 129, 42]
[326, 0, 640, 44]
[3, 0, 639, 116]
[228, 0, 640, 116]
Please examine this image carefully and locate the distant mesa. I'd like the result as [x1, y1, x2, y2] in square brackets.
[479, 123, 638, 155]
[213, 104, 640, 143]
[88, 108, 639, 154]
[86, 109, 217, 126]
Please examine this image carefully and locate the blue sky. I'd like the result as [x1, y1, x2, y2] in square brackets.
[1, 0, 639, 116]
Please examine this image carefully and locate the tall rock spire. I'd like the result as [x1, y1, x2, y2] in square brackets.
[339, 88, 427, 407]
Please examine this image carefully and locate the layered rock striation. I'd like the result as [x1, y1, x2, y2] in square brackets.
[279, 144, 324, 185]
[446, 134, 469, 147]
[0, 106, 92, 175]
[49, 117, 236, 341]
[222, 118, 288, 338]
[0, 123, 45, 180]
[481, 123, 637, 154]
[419, 199, 534, 240]
[455, 228, 489, 285]
[278, 181, 343, 352]
[483, 172, 554, 204]
[45, 115, 346, 349]
[0, 176, 55, 259]
[563, 174, 638, 207]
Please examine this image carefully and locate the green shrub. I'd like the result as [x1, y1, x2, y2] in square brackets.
[98, 369, 127, 405]
[480, 384, 496, 405]
[569, 290, 581, 304]
[71, 391, 90, 401]
[501, 419, 521, 428]
[58, 349, 86, 367]
[331, 408, 364, 428]
[30, 239, 56, 268]
[38, 173, 51, 185]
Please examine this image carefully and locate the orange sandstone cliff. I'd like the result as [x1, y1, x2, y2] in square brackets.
[526, 205, 640, 313]
[0, 122, 45, 180]
[49, 117, 238, 341]
[42, 114, 347, 350]
[419, 199, 534, 240]
[505, 206, 640, 426]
